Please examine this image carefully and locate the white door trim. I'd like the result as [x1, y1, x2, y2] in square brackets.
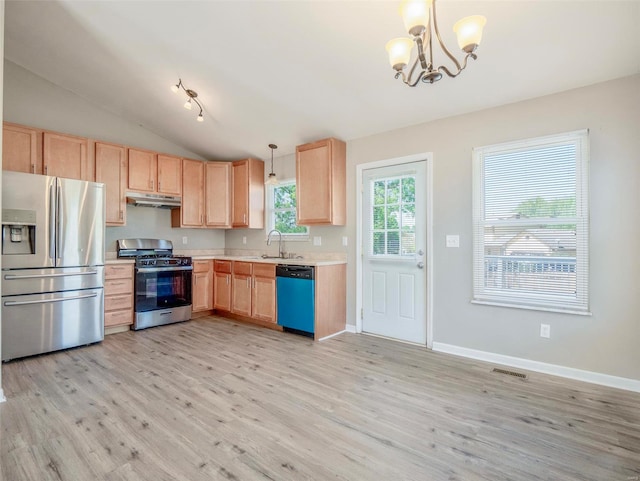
[356, 153, 434, 349]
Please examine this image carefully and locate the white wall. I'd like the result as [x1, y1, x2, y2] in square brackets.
[346, 75, 640, 381]
[3, 60, 225, 250]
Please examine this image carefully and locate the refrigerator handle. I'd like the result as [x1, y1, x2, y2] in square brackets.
[49, 183, 56, 262]
[56, 181, 62, 265]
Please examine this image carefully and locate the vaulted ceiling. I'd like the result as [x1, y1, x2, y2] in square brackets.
[4, 1, 639, 160]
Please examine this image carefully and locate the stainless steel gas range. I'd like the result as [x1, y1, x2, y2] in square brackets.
[117, 239, 192, 330]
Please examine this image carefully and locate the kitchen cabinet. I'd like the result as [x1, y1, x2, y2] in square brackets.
[128, 148, 157, 193]
[157, 154, 182, 196]
[251, 263, 276, 323]
[192, 260, 213, 312]
[314, 264, 347, 339]
[43, 131, 92, 181]
[205, 161, 232, 228]
[95, 142, 127, 226]
[296, 137, 346, 225]
[232, 158, 264, 228]
[214, 260, 232, 311]
[104, 263, 134, 332]
[172, 158, 204, 228]
[231, 261, 252, 316]
[2, 122, 43, 174]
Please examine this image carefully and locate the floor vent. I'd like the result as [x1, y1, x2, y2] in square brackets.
[492, 368, 528, 379]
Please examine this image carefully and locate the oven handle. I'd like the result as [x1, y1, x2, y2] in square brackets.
[135, 266, 193, 273]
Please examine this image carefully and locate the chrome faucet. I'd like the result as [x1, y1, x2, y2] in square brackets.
[267, 229, 284, 258]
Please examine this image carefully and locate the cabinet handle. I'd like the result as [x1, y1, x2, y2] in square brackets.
[226, 275, 229, 286]
[31, 163, 36, 173]
[158, 181, 161, 190]
[119, 211, 123, 221]
[150, 179, 154, 189]
[243, 213, 247, 224]
[200, 214, 203, 224]
[44, 165, 48, 175]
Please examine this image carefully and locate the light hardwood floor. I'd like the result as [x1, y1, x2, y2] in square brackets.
[1, 317, 639, 481]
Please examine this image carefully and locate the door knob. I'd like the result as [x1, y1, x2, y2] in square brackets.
[417, 249, 424, 256]
[417, 262, 425, 269]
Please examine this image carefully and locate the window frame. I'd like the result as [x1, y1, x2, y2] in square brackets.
[472, 130, 590, 315]
[265, 179, 309, 241]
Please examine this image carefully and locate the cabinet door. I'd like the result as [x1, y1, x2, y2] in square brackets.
[181, 159, 204, 227]
[95, 142, 127, 226]
[214, 272, 231, 311]
[232, 274, 252, 316]
[3, 123, 42, 174]
[43, 132, 90, 180]
[128, 148, 156, 192]
[157, 154, 182, 196]
[192, 260, 213, 312]
[251, 263, 275, 322]
[296, 138, 346, 225]
[205, 162, 231, 227]
[231, 160, 249, 227]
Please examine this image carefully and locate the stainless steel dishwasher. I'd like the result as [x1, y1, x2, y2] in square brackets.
[276, 265, 315, 335]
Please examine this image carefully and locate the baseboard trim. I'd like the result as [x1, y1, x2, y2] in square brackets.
[345, 324, 357, 334]
[432, 342, 640, 393]
[0, 388, 6, 403]
[317, 330, 346, 341]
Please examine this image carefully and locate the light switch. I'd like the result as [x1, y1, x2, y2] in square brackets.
[242, 236, 247, 245]
[313, 236, 322, 246]
[446, 235, 460, 248]
[342, 236, 348, 247]
[182, 236, 188, 245]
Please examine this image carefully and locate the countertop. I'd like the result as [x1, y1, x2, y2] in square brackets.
[105, 258, 135, 265]
[191, 255, 346, 267]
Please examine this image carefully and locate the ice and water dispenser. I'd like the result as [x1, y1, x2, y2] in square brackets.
[2, 209, 37, 255]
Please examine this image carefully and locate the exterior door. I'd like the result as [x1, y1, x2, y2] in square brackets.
[362, 161, 427, 344]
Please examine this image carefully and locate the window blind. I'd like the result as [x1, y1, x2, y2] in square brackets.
[472, 130, 590, 313]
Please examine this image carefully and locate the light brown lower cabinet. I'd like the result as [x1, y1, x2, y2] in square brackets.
[231, 262, 252, 317]
[104, 264, 134, 331]
[251, 264, 276, 323]
[213, 260, 232, 311]
[192, 260, 213, 312]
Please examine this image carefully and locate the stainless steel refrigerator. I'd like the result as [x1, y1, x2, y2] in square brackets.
[1, 171, 105, 361]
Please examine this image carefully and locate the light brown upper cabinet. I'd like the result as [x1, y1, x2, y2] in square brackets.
[157, 154, 182, 196]
[128, 148, 157, 193]
[205, 161, 232, 228]
[232, 158, 264, 229]
[296, 137, 346, 225]
[2, 123, 43, 174]
[43, 132, 92, 181]
[95, 142, 127, 226]
[172, 158, 204, 228]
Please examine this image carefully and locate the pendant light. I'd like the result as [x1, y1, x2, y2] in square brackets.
[265, 143, 279, 186]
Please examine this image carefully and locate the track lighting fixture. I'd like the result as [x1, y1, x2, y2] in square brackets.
[171, 79, 204, 122]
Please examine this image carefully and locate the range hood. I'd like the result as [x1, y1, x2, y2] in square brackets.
[126, 192, 181, 208]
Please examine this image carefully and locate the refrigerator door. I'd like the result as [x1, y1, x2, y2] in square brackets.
[1, 288, 104, 361]
[56, 177, 105, 267]
[1, 171, 56, 269]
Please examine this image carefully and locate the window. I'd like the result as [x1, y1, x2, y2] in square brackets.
[371, 175, 416, 256]
[266, 180, 309, 239]
[472, 130, 589, 313]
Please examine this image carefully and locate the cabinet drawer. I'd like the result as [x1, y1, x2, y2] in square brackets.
[193, 260, 212, 273]
[105, 309, 133, 327]
[252, 263, 275, 279]
[105, 294, 133, 312]
[233, 261, 252, 276]
[214, 260, 232, 273]
[105, 278, 133, 296]
[105, 264, 134, 279]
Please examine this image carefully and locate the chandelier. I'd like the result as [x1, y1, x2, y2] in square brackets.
[170, 79, 204, 122]
[265, 144, 278, 186]
[386, 0, 486, 86]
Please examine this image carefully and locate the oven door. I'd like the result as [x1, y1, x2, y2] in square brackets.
[135, 266, 192, 312]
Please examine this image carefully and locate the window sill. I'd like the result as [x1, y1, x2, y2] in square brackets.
[264, 235, 310, 243]
[471, 299, 592, 316]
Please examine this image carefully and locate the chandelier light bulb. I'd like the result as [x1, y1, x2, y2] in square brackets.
[386, 38, 414, 71]
[400, 0, 430, 37]
[184, 98, 192, 110]
[453, 15, 487, 53]
[197, 112, 204, 122]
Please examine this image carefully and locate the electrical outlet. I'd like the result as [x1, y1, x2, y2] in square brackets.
[342, 236, 348, 247]
[313, 236, 322, 246]
[540, 323, 551, 338]
[182, 236, 188, 245]
[242, 236, 247, 245]
[446, 235, 460, 248]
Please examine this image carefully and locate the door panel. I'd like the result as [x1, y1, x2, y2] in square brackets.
[362, 161, 426, 344]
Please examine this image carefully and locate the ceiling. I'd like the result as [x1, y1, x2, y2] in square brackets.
[4, 1, 639, 161]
